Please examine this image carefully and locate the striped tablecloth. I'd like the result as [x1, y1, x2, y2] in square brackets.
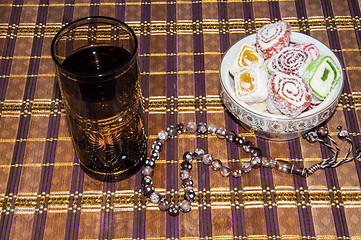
[1, 0, 361, 239]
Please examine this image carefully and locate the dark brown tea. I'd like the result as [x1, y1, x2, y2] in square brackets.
[59, 45, 146, 182]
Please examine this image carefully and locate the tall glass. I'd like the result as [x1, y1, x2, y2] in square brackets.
[51, 17, 146, 182]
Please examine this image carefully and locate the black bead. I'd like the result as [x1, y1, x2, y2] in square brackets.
[176, 122, 186, 133]
[168, 204, 180, 216]
[142, 176, 153, 186]
[185, 189, 196, 202]
[250, 147, 262, 158]
[242, 141, 254, 153]
[145, 157, 156, 168]
[143, 184, 154, 197]
[183, 151, 193, 162]
[151, 151, 160, 160]
[182, 178, 193, 188]
[211, 159, 222, 171]
[235, 134, 246, 146]
[231, 166, 242, 178]
[250, 156, 262, 169]
[197, 122, 208, 134]
[180, 161, 192, 171]
[225, 131, 236, 143]
[166, 125, 177, 137]
[151, 141, 163, 152]
[317, 126, 328, 138]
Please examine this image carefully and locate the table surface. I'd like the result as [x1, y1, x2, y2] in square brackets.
[1, 0, 361, 239]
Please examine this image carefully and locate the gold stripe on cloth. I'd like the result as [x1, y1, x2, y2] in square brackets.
[2, 189, 361, 213]
[0, 16, 360, 37]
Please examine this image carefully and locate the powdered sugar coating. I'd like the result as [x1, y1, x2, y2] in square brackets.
[229, 44, 264, 76]
[234, 44, 264, 69]
[302, 56, 341, 100]
[293, 43, 320, 61]
[266, 98, 283, 115]
[256, 21, 291, 59]
[308, 96, 323, 110]
[234, 66, 268, 103]
[268, 72, 311, 118]
[267, 47, 311, 75]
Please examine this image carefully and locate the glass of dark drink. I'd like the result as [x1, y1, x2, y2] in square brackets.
[51, 16, 146, 182]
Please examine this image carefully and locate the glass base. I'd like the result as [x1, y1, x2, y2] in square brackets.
[78, 156, 145, 182]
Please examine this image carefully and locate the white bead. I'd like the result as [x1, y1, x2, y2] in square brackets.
[150, 192, 161, 204]
[157, 130, 168, 141]
[179, 200, 191, 213]
[207, 124, 217, 134]
[202, 154, 213, 165]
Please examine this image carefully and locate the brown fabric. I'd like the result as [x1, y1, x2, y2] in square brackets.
[0, 0, 361, 239]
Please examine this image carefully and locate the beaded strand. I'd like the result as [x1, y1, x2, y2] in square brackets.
[141, 122, 361, 216]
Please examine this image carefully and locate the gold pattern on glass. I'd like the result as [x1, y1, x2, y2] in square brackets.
[86, 131, 122, 151]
